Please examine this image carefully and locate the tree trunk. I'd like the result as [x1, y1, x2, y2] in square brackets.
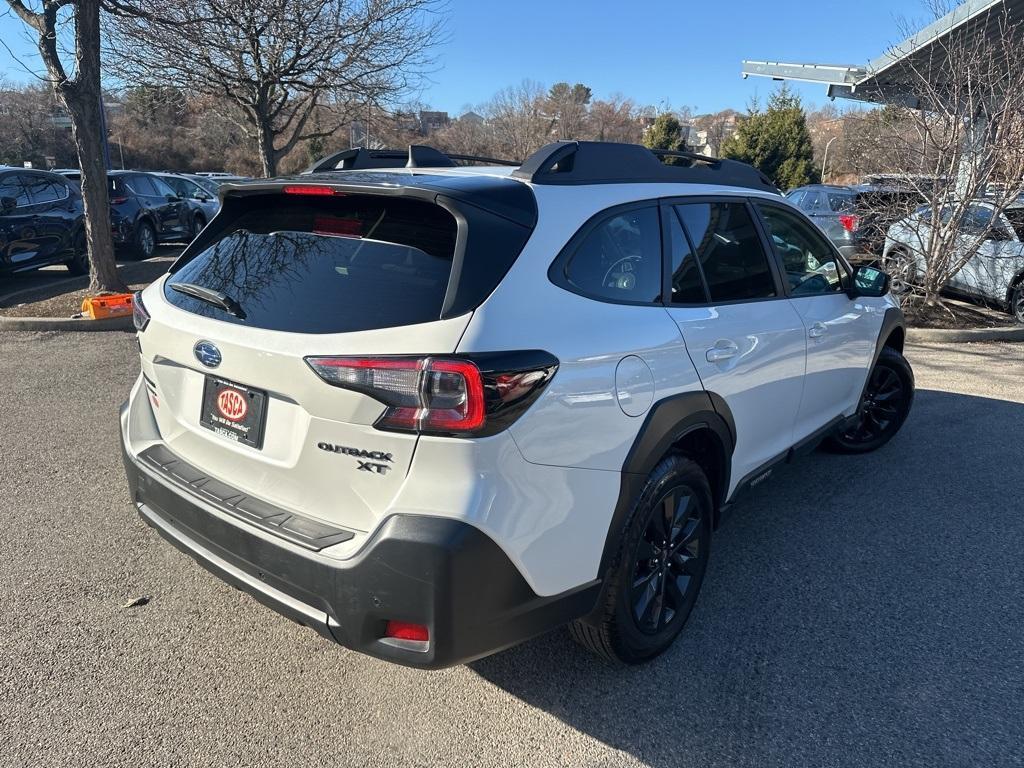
[256, 120, 277, 178]
[63, 0, 125, 294]
[66, 96, 125, 294]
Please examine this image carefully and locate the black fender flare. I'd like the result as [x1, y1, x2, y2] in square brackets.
[597, 391, 735, 577]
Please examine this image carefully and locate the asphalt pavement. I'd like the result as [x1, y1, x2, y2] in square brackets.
[0, 332, 1021, 768]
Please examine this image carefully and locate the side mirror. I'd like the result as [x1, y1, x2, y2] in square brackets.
[0, 196, 16, 214]
[166, 194, 180, 203]
[851, 265, 891, 298]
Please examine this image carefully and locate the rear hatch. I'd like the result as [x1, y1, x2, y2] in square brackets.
[137, 180, 535, 535]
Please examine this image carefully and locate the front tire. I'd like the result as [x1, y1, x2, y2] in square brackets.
[570, 455, 712, 664]
[823, 346, 914, 454]
[191, 213, 206, 238]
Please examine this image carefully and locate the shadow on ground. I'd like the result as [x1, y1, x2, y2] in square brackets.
[0, 247, 179, 307]
[472, 389, 1024, 767]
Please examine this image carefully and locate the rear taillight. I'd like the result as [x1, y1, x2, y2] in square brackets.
[305, 351, 558, 437]
[109, 196, 128, 205]
[839, 214, 859, 232]
[132, 291, 150, 332]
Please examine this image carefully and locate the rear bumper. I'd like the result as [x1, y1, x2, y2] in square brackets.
[120, 413, 599, 669]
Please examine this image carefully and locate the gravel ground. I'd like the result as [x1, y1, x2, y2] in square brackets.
[0, 333, 1021, 768]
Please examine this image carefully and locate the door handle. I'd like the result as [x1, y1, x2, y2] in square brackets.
[706, 340, 739, 362]
[808, 322, 828, 339]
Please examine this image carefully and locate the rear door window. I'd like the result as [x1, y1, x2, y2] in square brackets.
[0, 174, 33, 207]
[674, 202, 777, 302]
[165, 194, 458, 333]
[825, 191, 855, 212]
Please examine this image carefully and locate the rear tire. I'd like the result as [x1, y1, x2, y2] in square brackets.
[883, 249, 915, 297]
[823, 346, 914, 454]
[65, 231, 88, 275]
[570, 455, 712, 664]
[191, 213, 206, 238]
[128, 220, 156, 260]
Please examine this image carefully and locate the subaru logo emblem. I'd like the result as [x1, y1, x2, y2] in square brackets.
[193, 341, 222, 368]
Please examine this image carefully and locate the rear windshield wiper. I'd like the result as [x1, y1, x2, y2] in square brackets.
[170, 282, 247, 319]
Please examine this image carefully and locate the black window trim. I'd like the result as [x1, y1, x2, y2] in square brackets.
[752, 198, 855, 298]
[658, 194, 788, 308]
[547, 199, 666, 307]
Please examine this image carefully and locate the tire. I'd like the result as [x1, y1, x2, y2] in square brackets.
[1010, 282, 1024, 325]
[191, 213, 206, 238]
[882, 249, 915, 297]
[823, 346, 914, 454]
[570, 454, 712, 664]
[128, 220, 156, 260]
[65, 231, 88, 276]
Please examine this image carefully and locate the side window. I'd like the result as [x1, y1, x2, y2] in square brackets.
[23, 175, 65, 204]
[786, 189, 806, 208]
[675, 202, 777, 302]
[801, 191, 820, 211]
[563, 206, 662, 303]
[150, 176, 176, 197]
[757, 204, 843, 296]
[667, 209, 708, 303]
[0, 175, 31, 207]
[824, 192, 855, 213]
[128, 175, 157, 196]
[961, 204, 1006, 239]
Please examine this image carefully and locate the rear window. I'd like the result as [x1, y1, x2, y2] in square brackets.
[164, 194, 458, 334]
[825, 192, 855, 212]
[1004, 208, 1024, 240]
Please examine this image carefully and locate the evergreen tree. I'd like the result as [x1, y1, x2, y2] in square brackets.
[643, 113, 687, 164]
[722, 86, 819, 189]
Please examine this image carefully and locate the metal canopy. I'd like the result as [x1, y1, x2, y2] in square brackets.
[742, 0, 1024, 106]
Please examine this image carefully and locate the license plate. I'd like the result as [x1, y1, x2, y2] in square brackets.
[199, 376, 268, 449]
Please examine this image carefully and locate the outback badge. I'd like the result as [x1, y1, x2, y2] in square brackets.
[318, 442, 393, 475]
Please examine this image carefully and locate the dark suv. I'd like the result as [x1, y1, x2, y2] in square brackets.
[0, 167, 87, 276]
[786, 184, 924, 264]
[109, 171, 191, 259]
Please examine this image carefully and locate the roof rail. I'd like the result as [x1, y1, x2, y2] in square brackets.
[304, 145, 519, 174]
[511, 141, 778, 192]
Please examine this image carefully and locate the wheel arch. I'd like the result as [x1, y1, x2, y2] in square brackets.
[1005, 268, 1024, 311]
[597, 391, 735, 577]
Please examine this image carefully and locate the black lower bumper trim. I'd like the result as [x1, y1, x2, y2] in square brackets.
[122, 435, 600, 668]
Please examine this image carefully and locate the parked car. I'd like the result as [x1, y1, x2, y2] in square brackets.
[883, 199, 1024, 323]
[121, 142, 912, 669]
[52, 168, 81, 185]
[787, 183, 923, 264]
[108, 171, 191, 259]
[0, 167, 88, 275]
[153, 172, 219, 235]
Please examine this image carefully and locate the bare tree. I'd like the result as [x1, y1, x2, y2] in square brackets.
[106, 0, 445, 177]
[4, 0, 125, 292]
[484, 81, 551, 161]
[587, 95, 640, 143]
[860, 4, 1024, 313]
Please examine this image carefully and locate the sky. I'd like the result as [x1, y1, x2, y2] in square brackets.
[0, 0, 938, 115]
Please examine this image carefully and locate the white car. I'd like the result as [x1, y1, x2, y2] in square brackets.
[121, 141, 913, 668]
[883, 200, 1024, 323]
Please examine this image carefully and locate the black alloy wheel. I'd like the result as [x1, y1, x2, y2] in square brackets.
[824, 346, 914, 454]
[569, 455, 712, 664]
[631, 487, 707, 634]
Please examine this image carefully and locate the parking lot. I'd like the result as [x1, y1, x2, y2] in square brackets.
[0, 331, 1021, 768]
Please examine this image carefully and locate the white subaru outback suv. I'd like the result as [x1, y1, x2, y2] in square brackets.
[121, 141, 914, 668]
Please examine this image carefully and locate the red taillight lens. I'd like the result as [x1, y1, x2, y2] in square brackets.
[839, 214, 859, 232]
[109, 196, 128, 205]
[282, 185, 340, 196]
[384, 620, 429, 642]
[305, 356, 485, 435]
[132, 291, 150, 332]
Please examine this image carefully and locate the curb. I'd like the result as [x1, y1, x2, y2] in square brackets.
[0, 314, 134, 332]
[907, 325, 1024, 343]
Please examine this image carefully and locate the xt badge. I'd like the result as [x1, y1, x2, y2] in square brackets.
[317, 442, 393, 475]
